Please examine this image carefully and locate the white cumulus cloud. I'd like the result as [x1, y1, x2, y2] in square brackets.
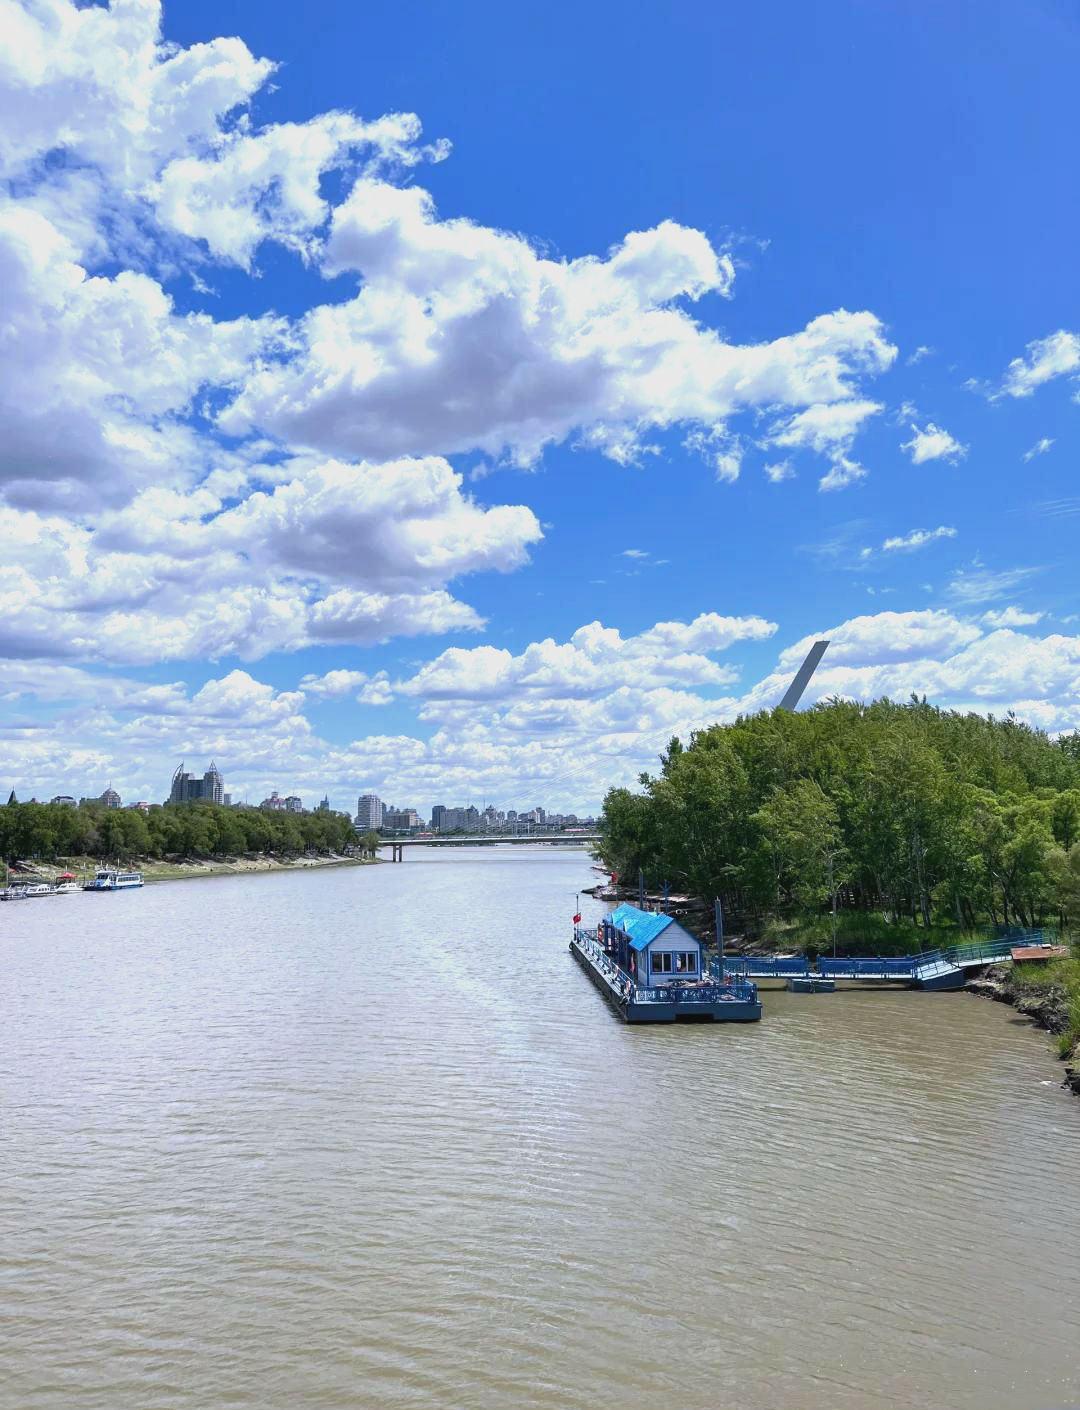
[981, 607, 1044, 628]
[6, 609, 1080, 812]
[1001, 331, 1080, 398]
[0, 0, 906, 668]
[393, 613, 777, 703]
[901, 422, 968, 465]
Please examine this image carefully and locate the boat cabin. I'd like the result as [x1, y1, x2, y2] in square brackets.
[602, 903, 704, 988]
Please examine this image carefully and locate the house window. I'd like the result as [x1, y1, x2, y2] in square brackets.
[651, 952, 673, 974]
[675, 952, 698, 974]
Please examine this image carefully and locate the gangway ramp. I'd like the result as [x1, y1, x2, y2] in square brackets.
[714, 936, 1055, 992]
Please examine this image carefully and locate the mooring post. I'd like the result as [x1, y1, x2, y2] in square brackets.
[715, 897, 725, 983]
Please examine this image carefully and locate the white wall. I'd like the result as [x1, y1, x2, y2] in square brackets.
[644, 919, 702, 985]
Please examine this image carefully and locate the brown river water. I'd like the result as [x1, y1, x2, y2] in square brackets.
[2, 847, 1078, 1410]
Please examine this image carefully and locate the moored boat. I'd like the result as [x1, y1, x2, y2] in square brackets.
[21, 881, 56, 898]
[83, 868, 144, 891]
[51, 872, 83, 894]
[570, 903, 762, 1023]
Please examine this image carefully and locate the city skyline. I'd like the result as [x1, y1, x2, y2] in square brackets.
[356, 795, 593, 831]
[2, 768, 594, 826]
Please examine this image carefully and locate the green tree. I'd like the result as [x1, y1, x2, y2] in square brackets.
[752, 777, 847, 912]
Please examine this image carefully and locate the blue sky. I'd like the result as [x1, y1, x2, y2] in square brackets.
[2, 0, 1079, 814]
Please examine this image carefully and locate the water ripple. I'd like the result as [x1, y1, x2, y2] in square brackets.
[2, 853, 1079, 1410]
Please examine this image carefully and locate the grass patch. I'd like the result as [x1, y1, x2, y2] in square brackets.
[1008, 954, 1080, 994]
[761, 911, 975, 958]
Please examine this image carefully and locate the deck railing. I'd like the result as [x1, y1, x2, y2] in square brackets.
[573, 929, 757, 1005]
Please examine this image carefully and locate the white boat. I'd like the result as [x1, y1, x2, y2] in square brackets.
[51, 879, 83, 894]
[83, 869, 144, 891]
[1, 884, 28, 901]
[22, 881, 55, 898]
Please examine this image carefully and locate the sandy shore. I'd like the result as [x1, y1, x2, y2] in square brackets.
[15, 854, 380, 885]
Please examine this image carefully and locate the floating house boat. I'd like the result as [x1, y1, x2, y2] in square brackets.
[570, 902, 761, 1023]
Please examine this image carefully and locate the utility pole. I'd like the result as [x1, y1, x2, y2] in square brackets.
[715, 897, 725, 982]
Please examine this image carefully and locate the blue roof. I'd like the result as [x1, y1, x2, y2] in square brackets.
[608, 902, 678, 951]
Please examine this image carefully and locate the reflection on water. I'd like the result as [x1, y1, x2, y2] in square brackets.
[2, 848, 1078, 1410]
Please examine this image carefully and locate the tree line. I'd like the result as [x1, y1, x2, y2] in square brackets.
[1, 799, 357, 864]
[597, 697, 1080, 933]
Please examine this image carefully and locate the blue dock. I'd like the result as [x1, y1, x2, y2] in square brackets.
[571, 912, 761, 1023]
[714, 934, 1057, 992]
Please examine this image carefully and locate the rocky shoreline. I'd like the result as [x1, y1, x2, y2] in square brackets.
[967, 970, 1079, 1097]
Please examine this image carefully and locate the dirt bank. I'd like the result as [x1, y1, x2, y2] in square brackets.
[18, 853, 379, 884]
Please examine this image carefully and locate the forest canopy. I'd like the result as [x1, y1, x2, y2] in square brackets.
[596, 697, 1080, 933]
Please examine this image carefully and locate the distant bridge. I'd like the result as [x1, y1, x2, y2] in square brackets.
[377, 833, 599, 859]
[714, 934, 1056, 992]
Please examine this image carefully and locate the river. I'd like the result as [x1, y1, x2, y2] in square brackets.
[2, 847, 1078, 1410]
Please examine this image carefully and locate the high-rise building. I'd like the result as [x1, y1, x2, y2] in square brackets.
[315, 795, 330, 812]
[284, 796, 303, 813]
[100, 787, 121, 809]
[356, 793, 383, 830]
[430, 804, 446, 831]
[169, 761, 225, 805]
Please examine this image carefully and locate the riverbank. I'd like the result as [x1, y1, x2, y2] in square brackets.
[142, 853, 381, 882]
[10, 853, 380, 884]
[968, 954, 1080, 1094]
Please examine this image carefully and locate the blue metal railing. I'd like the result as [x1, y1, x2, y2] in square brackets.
[993, 925, 1058, 945]
[717, 956, 808, 978]
[714, 934, 1052, 983]
[819, 957, 920, 979]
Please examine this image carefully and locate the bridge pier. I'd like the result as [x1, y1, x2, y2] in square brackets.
[390, 842, 403, 863]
